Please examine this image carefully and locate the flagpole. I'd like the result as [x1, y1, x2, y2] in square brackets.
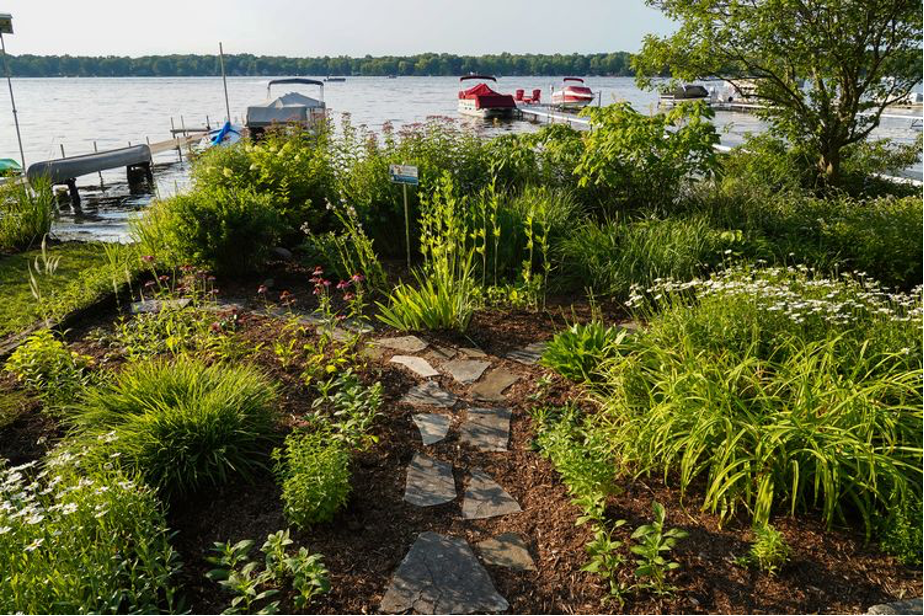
[1, 30, 25, 168]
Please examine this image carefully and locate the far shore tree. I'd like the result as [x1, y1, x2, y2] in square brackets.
[633, 0, 923, 186]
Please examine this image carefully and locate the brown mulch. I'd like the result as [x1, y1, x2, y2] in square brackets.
[0, 268, 920, 614]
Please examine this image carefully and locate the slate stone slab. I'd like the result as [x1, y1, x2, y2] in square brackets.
[868, 598, 924, 615]
[471, 369, 520, 402]
[130, 298, 190, 314]
[404, 454, 456, 507]
[391, 355, 440, 378]
[377, 335, 429, 353]
[506, 341, 546, 365]
[413, 414, 451, 445]
[462, 469, 521, 520]
[459, 408, 511, 452]
[401, 382, 459, 408]
[443, 359, 491, 385]
[459, 347, 487, 358]
[426, 345, 458, 362]
[476, 533, 536, 571]
[380, 532, 508, 614]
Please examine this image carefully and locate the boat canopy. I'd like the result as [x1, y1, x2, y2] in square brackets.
[247, 80, 326, 129]
[459, 82, 516, 109]
[563, 77, 585, 83]
[460, 74, 497, 82]
[671, 84, 709, 99]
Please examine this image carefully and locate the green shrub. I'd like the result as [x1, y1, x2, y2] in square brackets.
[192, 128, 336, 238]
[133, 185, 283, 275]
[600, 267, 923, 532]
[541, 322, 626, 382]
[0, 461, 181, 614]
[0, 177, 55, 252]
[575, 102, 719, 211]
[4, 329, 94, 408]
[877, 495, 923, 566]
[68, 357, 278, 498]
[533, 405, 617, 523]
[558, 215, 737, 298]
[273, 429, 352, 528]
[746, 524, 791, 575]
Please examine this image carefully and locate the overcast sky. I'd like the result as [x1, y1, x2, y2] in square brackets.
[1, 0, 674, 56]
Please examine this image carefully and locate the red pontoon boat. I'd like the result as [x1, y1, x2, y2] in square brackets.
[458, 75, 517, 119]
[551, 77, 596, 109]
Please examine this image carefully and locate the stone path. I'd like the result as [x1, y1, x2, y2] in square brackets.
[401, 382, 459, 408]
[384, 336, 546, 613]
[391, 355, 440, 378]
[404, 454, 456, 507]
[130, 298, 191, 314]
[867, 598, 923, 615]
[413, 414, 451, 445]
[462, 469, 521, 520]
[471, 368, 521, 402]
[459, 408, 511, 452]
[476, 533, 536, 571]
[380, 532, 509, 614]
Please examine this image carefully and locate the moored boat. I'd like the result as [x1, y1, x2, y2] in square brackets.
[550, 77, 595, 109]
[245, 78, 327, 138]
[457, 75, 517, 119]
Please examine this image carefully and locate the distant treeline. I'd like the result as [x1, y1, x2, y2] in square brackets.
[6, 52, 634, 78]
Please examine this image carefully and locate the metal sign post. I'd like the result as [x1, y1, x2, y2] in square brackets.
[0, 14, 25, 169]
[389, 164, 419, 270]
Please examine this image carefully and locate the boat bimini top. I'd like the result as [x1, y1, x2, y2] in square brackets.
[246, 78, 326, 129]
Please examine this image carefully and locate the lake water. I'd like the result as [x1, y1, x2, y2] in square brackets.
[0, 76, 920, 242]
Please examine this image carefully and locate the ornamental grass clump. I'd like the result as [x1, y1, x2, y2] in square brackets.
[0, 461, 181, 614]
[66, 357, 278, 498]
[598, 266, 922, 535]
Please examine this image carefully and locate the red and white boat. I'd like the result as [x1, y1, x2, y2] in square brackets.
[457, 75, 517, 119]
[551, 77, 596, 109]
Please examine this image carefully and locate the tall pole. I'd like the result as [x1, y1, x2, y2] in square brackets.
[0, 31, 25, 168]
[219, 42, 231, 124]
[403, 183, 411, 270]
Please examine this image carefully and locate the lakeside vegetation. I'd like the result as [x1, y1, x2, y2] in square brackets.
[0, 1, 921, 613]
[6, 51, 634, 78]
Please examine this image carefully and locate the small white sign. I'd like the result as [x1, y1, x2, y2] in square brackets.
[389, 164, 419, 185]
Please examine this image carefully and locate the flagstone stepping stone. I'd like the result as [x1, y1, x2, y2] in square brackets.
[476, 533, 536, 571]
[425, 345, 457, 362]
[391, 355, 440, 378]
[401, 382, 459, 408]
[459, 408, 511, 452]
[413, 414, 451, 445]
[130, 298, 190, 314]
[377, 335, 429, 353]
[506, 341, 547, 365]
[868, 598, 924, 615]
[462, 469, 521, 520]
[460, 346, 487, 358]
[443, 358, 491, 385]
[380, 531, 509, 614]
[471, 368, 520, 402]
[404, 454, 456, 507]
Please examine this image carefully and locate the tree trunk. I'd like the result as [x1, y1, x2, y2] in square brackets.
[818, 142, 842, 187]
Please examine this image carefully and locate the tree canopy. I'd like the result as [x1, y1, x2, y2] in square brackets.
[6, 52, 634, 78]
[633, 0, 923, 185]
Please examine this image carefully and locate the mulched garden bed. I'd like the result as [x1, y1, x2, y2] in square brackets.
[0, 260, 919, 614]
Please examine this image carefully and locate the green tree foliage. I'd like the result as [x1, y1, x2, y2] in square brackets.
[634, 0, 923, 185]
[8, 52, 634, 77]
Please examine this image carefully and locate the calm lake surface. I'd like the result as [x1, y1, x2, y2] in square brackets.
[0, 76, 920, 242]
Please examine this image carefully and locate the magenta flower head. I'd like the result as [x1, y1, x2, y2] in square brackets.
[142, 255, 155, 264]
[158, 275, 170, 283]
[323, 279, 331, 287]
[342, 292, 355, 302]
[257, 285, 268, 295]
[351, 273, 365, 283]
[336, 280, 351, 290]
[209, 322, 221, 333]
[313, 266, 324, 276]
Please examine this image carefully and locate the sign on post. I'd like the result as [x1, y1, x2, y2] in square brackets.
[389, 164, 418, 269]
[389, 164, 419, 185]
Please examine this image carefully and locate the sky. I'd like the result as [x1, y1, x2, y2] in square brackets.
[0, 0, 674, 57]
